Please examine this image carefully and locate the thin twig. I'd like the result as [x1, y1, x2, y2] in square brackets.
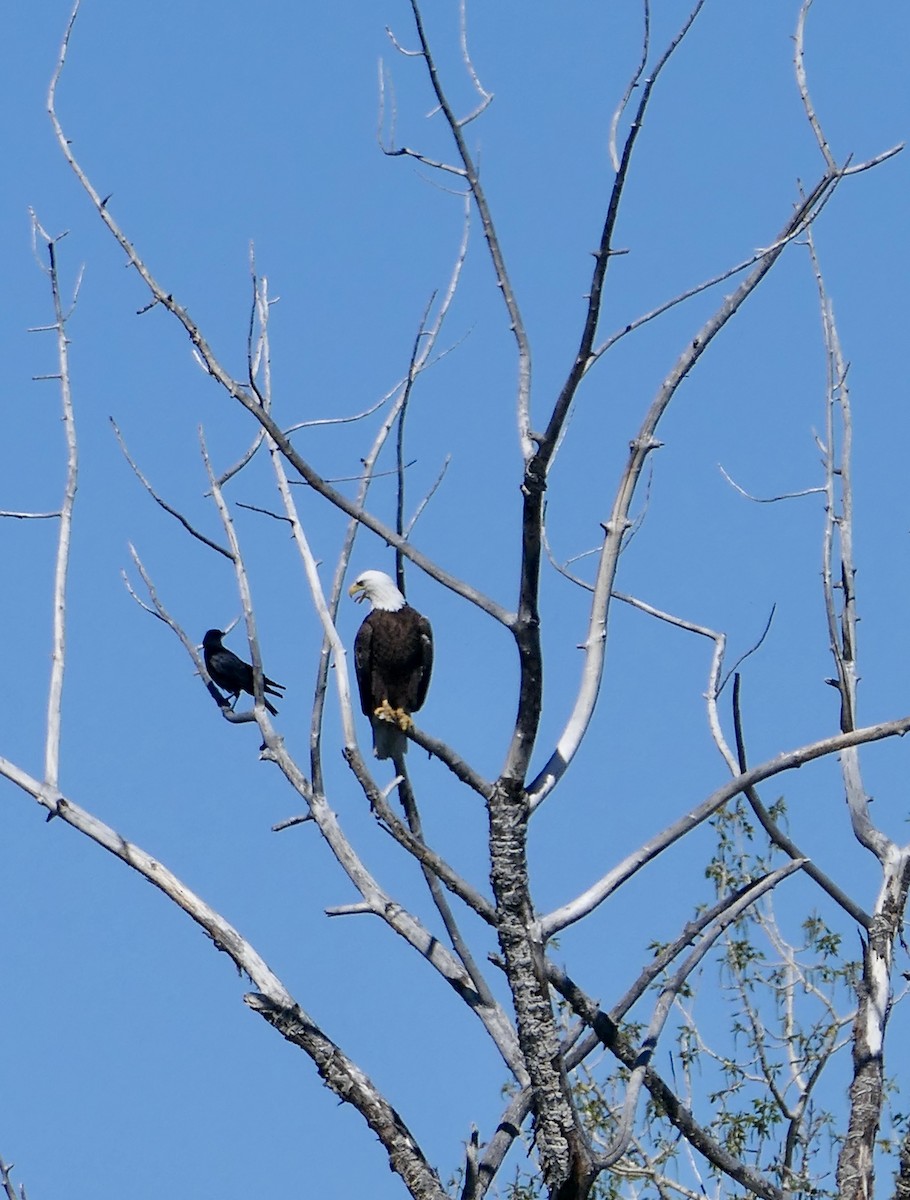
[199, 430, 276, 727]
[291, 461, 417, 487]
[718, 463, 825, 504]
[794, 0, 836, 172]
[609, 0, 650, 174]
[405, 455, 451, 539]
[283, 392, 392, 434]
[393, 762, 498, 996]
[457, 0, 493, 126]
[808, 226, 893, 864]
[717, 606, 776, 694]
[111, 418, 232, 557]
[0, 509, 61, 520]
[122, 546, 246, 718]
[732, 674, 870, 928]
[396, 292, 436, 594]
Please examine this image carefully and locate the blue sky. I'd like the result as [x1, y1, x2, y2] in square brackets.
[2, 2, 909, 1197]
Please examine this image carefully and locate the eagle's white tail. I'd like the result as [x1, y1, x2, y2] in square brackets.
[371, 718, 407, 760]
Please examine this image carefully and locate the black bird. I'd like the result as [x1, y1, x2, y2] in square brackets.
[202, 629, 285, 715]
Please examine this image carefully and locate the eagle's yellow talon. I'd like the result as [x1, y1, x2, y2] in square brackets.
[393, 708, 413, 733]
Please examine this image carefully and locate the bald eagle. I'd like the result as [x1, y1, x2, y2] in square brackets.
[349, 570, 433, 760]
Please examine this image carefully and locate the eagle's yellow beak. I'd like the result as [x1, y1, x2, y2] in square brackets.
[349, 581, 365, 602]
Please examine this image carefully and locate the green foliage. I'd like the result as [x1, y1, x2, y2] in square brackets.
[498, 796, 910, 1198]
[506, 796, 875, 1198]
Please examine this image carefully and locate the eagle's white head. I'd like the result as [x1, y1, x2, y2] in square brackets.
[349, 570, 407, 612]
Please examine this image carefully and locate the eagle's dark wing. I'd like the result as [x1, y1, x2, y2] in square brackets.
[353, 617, 375, 716]
[411, 614, 433, 712]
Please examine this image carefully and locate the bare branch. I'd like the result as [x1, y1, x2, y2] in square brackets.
[121, 546, 241, 718]
[246, 244, 274, 409]
[0, 1158, 27, 1200]
[591, 228, 827, 367]
[373, 784, 495, 925]
[840, 145, 903, 174]
[457, 0, 493, 125]
[391, 764, 498, 1003]
[234, 500, 292, 522]
[277, 739, 527, 1079]
[718, 462, 825, 503]
[199, 431, 277, 728]
[808, 227, 894, 864]
[612, 871, 794, 1021]
[121, 567, 164, 621]
[0, 755, 292, 993]
[609, 0, 650, 174]
[717, 606, 777, 694]
[406, 724, 492, 799]
[396, 292, 436, 593]
[267, 429, 361, 754]
[794, 0, 836, 172]
[602, 590, 739, 773]
[245, 992, 448, 1200]
[732, 674, 870, 927]
[404, 454, 451, 539]
[542, 713, 910, 938]
[283, 391, 395, 435]
[466, 1089, 534, 1200]
[383, 144, 468, 177]
[28, 213, 79, 794]
[0, 509, 62, 520]
[111, 418, 232, 557]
